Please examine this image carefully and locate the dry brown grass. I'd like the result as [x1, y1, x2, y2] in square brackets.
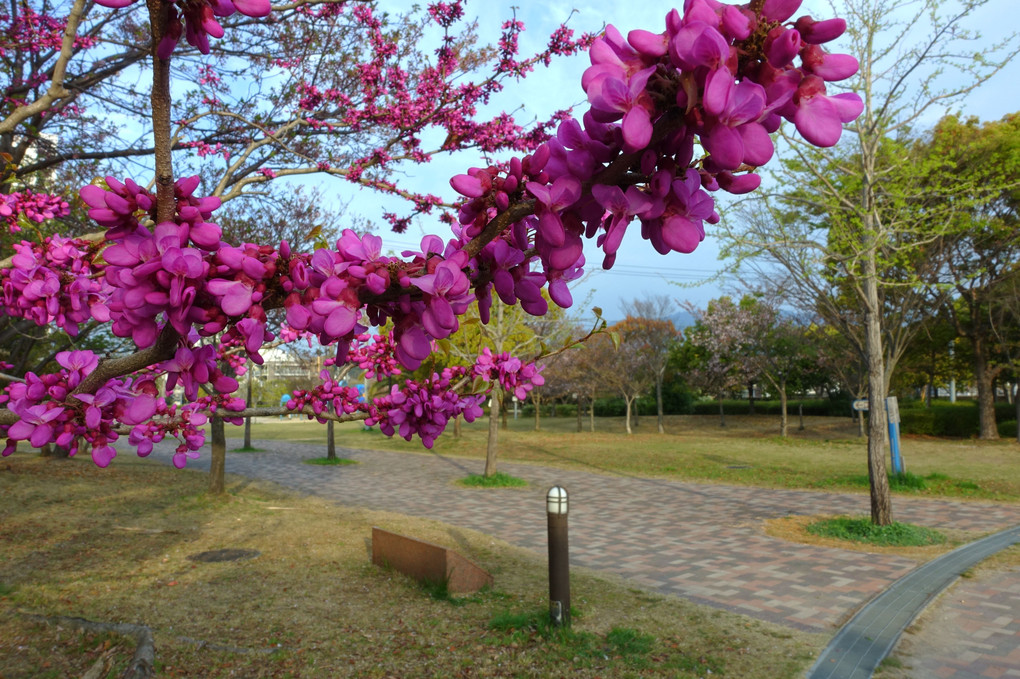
[0, 454, 822, 678]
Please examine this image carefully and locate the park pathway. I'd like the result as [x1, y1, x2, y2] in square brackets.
[148, 438, 1020, 650]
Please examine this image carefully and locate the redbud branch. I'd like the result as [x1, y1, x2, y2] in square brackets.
[70, 325, 180, 399]
[145, 0, 177, 223]
[0, 0, 88, 136]
[227, 406, 368, 422]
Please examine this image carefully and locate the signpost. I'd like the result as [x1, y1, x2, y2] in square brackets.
[849, 397, 904, 474]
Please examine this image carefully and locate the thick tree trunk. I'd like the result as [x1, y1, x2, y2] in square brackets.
[747, 381, 755, 415]
[1015, 383, 1020, 444]
[779, 379, 788, 438]
[484, 387, 501, 477]
[863, 257, 892, 526]
[655, 374, 665, 434]
[39, 443, 70, 459]
[576, 398, 582, 432]
[798, 400, 804, 431]
[326, 420, 336, 461]
[972, 338, 999, 440]
[624, 395, 633, 434]
[717, 393, 726, 427]
[243, 370, 253, 449]
[453, 416, 461, 438]
[589, 391, 595, 432]
[533, 394, 541, 431]
[209, 416, 226, 494]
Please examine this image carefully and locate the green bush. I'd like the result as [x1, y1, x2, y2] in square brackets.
[999, 420, 1018, 438]
[905, 403, 983, 436]
[691, 398, 847, 417]
[521, 402, 577, 418]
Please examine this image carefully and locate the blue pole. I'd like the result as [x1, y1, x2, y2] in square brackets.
[888, 421, 902, 475]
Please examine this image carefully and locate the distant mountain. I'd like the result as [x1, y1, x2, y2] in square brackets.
[602, 310, 696, 329]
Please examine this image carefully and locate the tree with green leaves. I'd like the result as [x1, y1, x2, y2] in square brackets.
[927, 114, 1020, 438]
[719, 0, 1018, 525]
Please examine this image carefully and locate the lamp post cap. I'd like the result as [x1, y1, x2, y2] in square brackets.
[546, 485, 568, 514]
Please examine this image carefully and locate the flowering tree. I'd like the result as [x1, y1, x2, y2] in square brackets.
[619, 295, 679, 433]
[0, 0, 862, 477]
[681, 296, 759, 426]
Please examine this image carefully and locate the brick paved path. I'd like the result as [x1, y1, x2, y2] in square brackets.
[150, 439, 1020, 641]
[887, 568, 1020, 678]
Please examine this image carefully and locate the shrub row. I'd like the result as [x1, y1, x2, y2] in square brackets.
[691, 398, 850, 417]
[897, 402, 1016, 438]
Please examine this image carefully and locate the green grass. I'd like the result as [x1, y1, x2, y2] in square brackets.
[487, 609, 721, 674]
[458, 471, 528, 488]
[219, 414, 1020, 500]
[806, 516, 947, 547]
[815, 471, 984, 496]
[302, 457, 358, 466]
[231, 446, 264, 453]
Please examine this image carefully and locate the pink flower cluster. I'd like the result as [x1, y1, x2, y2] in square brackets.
[365, 366, 484, 449]
[0, 350, 158, 467]
[344, 333, 403, 381]
[128, 393, 245, 468]
[451, 0, 863, 278]
[94, 0, 270, 57]
[286, 369, 365, 422]
[472, 347, 545, 401]
[0, 1, 865, 467]
[0, 236, 110, 335]
[0, 5, 96, 56]
[0, 190, 70, 233]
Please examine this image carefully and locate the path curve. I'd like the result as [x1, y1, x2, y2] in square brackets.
[148, 439, 1020, 639]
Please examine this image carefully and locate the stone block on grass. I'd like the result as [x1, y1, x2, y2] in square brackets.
[371, 527, 493, 594]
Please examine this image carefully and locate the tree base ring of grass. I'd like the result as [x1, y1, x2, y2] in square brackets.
[458, 472, 528, 488]
[806, 515, 946, 547]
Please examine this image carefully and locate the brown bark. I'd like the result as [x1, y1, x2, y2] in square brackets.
[863, 253, 892, 526]
[972, 337, 1000, 440]
[243, 370, 253, 449]
[209, 416, 226, 494]
[326, 420, 336, 460]
[655, 375, 665, 434]
[624, 395, 633, 435]
[779, 378, 788, 438]
[484, 387, 501, 477]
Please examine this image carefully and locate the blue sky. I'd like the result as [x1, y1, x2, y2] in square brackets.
[349, 0, 1020, 319]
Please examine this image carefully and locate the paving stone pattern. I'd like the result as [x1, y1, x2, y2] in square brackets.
[148, 439, 1020, 640]
[890, 568, 1020, 678]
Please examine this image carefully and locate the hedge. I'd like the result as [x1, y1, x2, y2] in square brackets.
[691, 398, 850, 417]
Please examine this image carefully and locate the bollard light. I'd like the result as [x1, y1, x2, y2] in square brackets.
[546, 485, 570, 627]
[547, 485, 568, 515]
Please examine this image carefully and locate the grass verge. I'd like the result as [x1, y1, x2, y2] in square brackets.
[302, 456, 358, 466]
[458, 471, 528, 488]
[806, 516, 947, 547]
[0, 453, 821, 678]
[224, 415, 1020, 501]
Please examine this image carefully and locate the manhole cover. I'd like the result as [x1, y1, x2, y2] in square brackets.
[186, 548, 261, 563]
[726, 465, 753, 469]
